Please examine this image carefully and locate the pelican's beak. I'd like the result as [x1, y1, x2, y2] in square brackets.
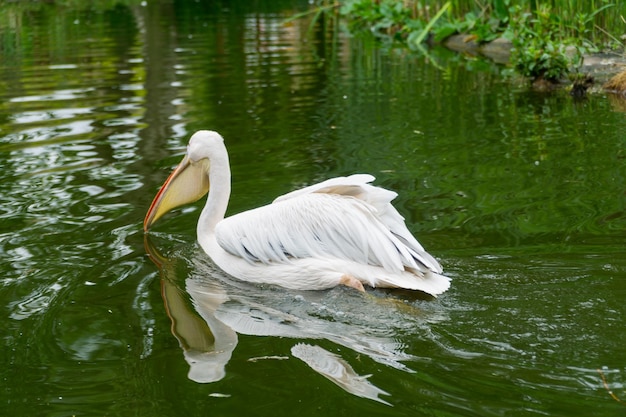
[144, 155, 211, 232]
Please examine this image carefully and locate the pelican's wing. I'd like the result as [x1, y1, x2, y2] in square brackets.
[215, 175, 441, 274]
[272, 174, 377, 203]
[278, 174, 441, 272]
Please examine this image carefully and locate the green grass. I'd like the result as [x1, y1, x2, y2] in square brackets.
[307, 0, 624, 83]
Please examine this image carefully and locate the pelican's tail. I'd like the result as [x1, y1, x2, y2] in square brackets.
[372, 270, 451, 297]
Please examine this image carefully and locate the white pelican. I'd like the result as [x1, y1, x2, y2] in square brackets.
[144, 130, 450, 295]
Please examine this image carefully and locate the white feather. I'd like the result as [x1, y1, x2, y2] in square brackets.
[217, 175, 442, 274]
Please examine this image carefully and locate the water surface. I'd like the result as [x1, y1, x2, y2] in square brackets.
[1, 1, 625, 416]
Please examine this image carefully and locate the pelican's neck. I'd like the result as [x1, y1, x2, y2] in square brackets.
[197, 146, 231, 239]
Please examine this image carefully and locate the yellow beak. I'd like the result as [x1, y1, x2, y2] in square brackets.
[143, 155, 211, 232]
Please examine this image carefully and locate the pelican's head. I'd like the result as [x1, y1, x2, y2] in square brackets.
[143, 131, 225, 232]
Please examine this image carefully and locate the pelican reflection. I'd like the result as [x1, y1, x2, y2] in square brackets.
[145, 235, 447, 404]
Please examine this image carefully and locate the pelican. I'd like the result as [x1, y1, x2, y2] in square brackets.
[144, 130, 450, 295]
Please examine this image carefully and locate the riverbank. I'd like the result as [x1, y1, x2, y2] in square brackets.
[326, 0, 626, 95]
[442, 34, 626, 92]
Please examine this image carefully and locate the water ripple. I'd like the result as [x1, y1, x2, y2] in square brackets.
[9, 87, 95, 103]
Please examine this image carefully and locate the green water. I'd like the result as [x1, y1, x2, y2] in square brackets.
[1, 1, 625, 416]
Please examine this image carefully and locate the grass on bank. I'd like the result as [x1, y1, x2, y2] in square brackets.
[299, 0, 623, 86]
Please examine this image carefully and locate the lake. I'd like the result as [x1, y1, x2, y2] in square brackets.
[1, 1, 625, 416]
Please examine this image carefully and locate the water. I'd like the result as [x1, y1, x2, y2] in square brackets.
[1, 1, 625, 415]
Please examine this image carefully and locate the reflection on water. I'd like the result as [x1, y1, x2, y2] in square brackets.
[1, 0, 626, 416]
[146, 234, 237, 384]
[291, 343, 391, 405]
[147, 234, 438, 404]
